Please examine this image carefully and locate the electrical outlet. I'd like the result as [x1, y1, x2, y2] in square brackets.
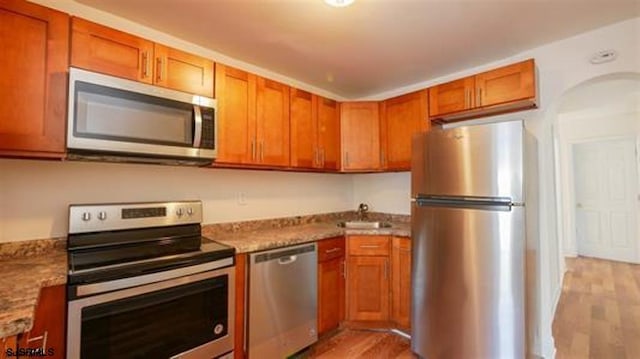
[237, 192, 247, 206]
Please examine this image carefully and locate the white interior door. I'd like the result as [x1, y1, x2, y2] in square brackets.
[573, 138, 639, 263]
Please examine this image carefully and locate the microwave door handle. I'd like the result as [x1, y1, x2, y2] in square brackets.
[193, 104, 203, 148]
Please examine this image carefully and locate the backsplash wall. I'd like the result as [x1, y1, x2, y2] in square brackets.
[352, 172, 412, 215]
[0, 159, 354, 242]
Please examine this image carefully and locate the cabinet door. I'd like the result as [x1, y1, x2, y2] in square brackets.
[215, 64, 256, 164]
[153, 44, 214, 97]
[381, 90, 429, 170]
[290, 88, 317, 169]
[318, 256, 345, 335]
[347, 256, 389, 321]
[18, 285, 65, 359]
[340, 102, 381, 171]
[256, 77, 290, 167]
[428, 76, 475, 118]
[0, 0, 68, 157]
[71, 18, 153, 84]
[475, 59, 535, 108]
[0, 336, 17, 359]
[391, 237, 412, 330]
[317, 97, 341, 170]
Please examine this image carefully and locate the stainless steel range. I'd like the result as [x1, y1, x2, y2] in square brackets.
[66, 201, 235, 359]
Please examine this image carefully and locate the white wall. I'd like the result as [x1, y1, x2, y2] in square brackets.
[351, 172, 411, 215]
[0, 159, 353, 242]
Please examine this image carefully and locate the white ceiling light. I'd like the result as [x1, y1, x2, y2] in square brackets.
[324, 0, 355, 8]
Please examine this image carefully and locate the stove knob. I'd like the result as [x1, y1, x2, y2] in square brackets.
[176, 208, 184, 217]
[82, 212, 91, 221]
[187, 207, 194, 216]
[98, 211, 107, 221]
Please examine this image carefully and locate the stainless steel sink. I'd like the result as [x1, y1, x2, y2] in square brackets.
[337, 221, 392, 229]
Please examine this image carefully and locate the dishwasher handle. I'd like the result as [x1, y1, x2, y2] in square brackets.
[277, 255, 297, 265]
[252, 243, 316, 264]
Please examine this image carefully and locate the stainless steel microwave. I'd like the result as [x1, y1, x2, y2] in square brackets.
[67, 67, 216, 166]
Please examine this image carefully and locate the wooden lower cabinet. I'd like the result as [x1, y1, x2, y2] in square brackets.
[344, 236, 411, 331]
[347, 256, 390, 322]
[0, 336, 17, 359]
[17, 285, 66, 359]
[234, 253, 247, 359]
[317, 237, 346, 335]
[391, 237, 412, 330]
[346, 236, 390, 322]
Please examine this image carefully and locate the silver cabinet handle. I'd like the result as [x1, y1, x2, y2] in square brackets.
[314, 148, 319, 167]
[477, 87, 482, 107]
[259, 141, 264, 162]
[251, 140, 256, 161]
[384, 259, 389, 279]
[341, 260, 346, 278]
[325, 247, 341, 254]
[193, 105, 202, 148]
[320, 148, 325, 167]
[156, 57, 163, 82]
[345, 152, 350, 168]
[359, 245, 380, 249]
[141, 51, 149, 78]
[27, 331, 48, 351]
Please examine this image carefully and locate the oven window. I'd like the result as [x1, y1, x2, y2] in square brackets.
[74, 81, 194, 147]
[80, 276, 228, 359]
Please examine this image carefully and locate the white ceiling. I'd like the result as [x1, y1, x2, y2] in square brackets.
[75, 0, 640, 99]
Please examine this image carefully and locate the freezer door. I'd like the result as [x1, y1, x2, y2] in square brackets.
[411, 203, 525, 359]
[412, 120, 524, 202]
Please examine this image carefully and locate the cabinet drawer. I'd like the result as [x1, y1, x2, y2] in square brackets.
[318, 237, 345, 262]
[348, 236, 390, 256]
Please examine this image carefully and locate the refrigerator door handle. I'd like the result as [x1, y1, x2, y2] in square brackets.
[413, 194, 517, 211]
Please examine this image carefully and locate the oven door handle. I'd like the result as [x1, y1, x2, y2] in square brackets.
[193, 104, 203, 148]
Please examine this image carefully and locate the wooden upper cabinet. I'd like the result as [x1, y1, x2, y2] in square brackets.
[215, 64, 256, 164]
[381, 90, 429, 171]
[71, 18, 153, 83]
[391, 237, 411, 330]
[153, 44, 214, 97]
[72, 18, 214, 97]
[317, 97, 341, 170]
[0, 0, 69, 157]
[340, 102, 381, 171]
[475, 59, 535, 108]
[428, 59, 537, 122]
[290, 92, 340, 171]
[428, 76, 475, 118]
[290, 88, 317, 169]
[256, 77, 290, 167]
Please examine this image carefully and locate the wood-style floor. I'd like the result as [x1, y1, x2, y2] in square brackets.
[553, 256, 640, 359]
[306, 329, 414, 359]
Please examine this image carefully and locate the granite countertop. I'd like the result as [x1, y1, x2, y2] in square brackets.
[205, 221, 411, 253]
[0, 212, 410, 338]
[0, 249, 67, 338]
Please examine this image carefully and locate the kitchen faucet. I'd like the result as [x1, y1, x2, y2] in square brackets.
[357, 203, 369, 221]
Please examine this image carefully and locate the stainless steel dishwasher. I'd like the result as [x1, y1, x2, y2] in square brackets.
[248, 243, 317, 358]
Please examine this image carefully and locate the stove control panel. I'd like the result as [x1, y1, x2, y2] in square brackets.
[69, 201, 203, 234]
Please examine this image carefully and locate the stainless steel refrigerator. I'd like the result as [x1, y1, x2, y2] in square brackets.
[411, 120, 526, 359]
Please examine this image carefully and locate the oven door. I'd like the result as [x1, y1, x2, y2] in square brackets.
[67, 67, 216, 161]
[67, 266, 234, 359]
